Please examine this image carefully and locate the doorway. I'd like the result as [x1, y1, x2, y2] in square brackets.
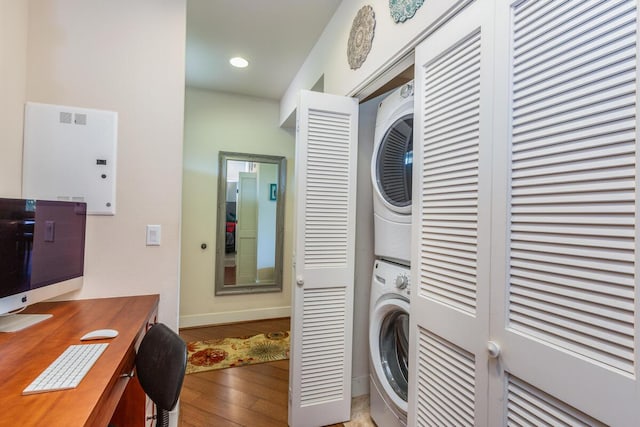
[222, 160, 259, 286]
[179, 318, 342, 426]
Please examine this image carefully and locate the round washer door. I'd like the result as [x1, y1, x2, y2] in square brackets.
[370, 297, 409, 413]
[373, 114, 413, 214]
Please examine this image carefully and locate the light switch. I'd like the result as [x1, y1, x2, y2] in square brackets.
[146, 225, 161, 246]
[45, 221, 55, 242]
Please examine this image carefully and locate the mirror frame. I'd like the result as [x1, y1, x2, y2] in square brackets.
[215, 151, 286, 295]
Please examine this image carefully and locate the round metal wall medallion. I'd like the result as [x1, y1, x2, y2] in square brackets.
[389, 0, 424, 23]
[347, 5, 376, 70]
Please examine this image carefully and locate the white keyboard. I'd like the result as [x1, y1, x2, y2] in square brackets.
[22, 343, 108, 395]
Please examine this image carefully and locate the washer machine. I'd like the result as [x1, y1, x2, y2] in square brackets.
[370, 259, 410, 427]
[371, 82, 414, 265]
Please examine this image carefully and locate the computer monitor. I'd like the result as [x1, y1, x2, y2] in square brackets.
[0, 198, 86, 332]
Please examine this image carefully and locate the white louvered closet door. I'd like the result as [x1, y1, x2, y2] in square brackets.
[289, 90, 359, 427]
[409, 0, 496, 425]
[489, 0, 640, 425]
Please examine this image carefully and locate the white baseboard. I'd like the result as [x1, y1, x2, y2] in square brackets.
[179, 306, 291, 328]
[352, 375, 370, 397]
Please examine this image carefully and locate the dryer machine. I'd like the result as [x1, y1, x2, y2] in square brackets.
[371, 82, 414, 265]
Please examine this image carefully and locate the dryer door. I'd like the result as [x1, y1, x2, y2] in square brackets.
[374, 115, 413, 211]
[370, 297, 410, 412]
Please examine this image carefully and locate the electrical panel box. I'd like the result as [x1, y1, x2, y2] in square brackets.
[22, 102, 118, 215]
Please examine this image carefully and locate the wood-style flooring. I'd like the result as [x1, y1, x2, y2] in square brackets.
[178, 318, 344, 427]
[223, 266, 236, 285]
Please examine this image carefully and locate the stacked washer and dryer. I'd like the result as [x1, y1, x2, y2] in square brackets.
[369, 82, 414, 427]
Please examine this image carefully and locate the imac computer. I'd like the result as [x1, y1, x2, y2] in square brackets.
[0, 198, 86, 332]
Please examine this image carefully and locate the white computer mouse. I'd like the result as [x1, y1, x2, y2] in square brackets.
[80, 329, 119, 341]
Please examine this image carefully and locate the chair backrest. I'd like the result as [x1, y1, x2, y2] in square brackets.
[136, 323, 187, 416]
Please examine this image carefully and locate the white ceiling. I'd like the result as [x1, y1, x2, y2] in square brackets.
[186, 0, 342, 101]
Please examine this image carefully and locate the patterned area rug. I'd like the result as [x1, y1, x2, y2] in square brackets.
[186, 331, 290, 374]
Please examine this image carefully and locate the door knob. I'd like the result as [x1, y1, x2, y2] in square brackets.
[296, 276, 304, 286]
[487, 341, 501, 359]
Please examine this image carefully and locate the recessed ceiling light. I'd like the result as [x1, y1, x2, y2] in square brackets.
[229, 57, 249, 68]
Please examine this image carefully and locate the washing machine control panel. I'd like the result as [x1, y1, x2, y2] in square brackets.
[394, 272, 411, 298]
[395, 274, 409, 290]
[374, 260, 411, 298]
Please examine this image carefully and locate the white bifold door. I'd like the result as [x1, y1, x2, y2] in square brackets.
[410, 0, 640, 426]
[288, 90, 359, 427]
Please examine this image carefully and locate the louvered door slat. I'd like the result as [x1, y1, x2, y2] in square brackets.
[514, 1, 634, 72]
[513, 166, 635, 188]
[425, 97, 479, 129]
[510, 302, 634, 350]
[514, 96, 634, 138]
[422, 274, 477, 297]
[513, 0, 633, 65]
[424, 131, 480, 153]
[507, 376, 606, 427]
[510, 256, 633, 285]
[511, 259, 634, 294]
[513, 181, 634, 198]
[508, 0, 636, 375]
[513, 107, 635, 146]
[512, 222, 634, 237]
[424, 63, 480, 98]
[420, 16, 481, 320]
[512, 0, 564, 36]
[511, 239, 634, 262]
[510, 282, 634, 320]
[514, 59, 634, 115]
[422, 248, 475, 267]
[416, 328, 476, 427]
[510, 274, 633, 306]
[511, 203, 633, 216]
[510, 294, 634, 337]
[515, 74, 634, 122]
[424, 90, 479, 124]
[424, 137, 477, 160]
[299, 287, 346, 406]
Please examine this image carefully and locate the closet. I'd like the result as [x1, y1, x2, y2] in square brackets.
[287, 0, 639, 425]
[411, 0, 639, 425]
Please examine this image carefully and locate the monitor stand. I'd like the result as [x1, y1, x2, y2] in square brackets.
[0, 314, 53, 333]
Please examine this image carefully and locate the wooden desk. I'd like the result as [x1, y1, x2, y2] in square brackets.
[0, 295, 159, 427]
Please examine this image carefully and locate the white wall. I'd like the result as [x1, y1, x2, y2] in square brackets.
[350, 93, 381, 396]
[0, 1, 28, 198]
[181, 88, 295, 327]
[280, 0, 464, 123]
[1, 0, 186, 330]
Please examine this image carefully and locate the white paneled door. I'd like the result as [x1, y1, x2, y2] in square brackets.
[288, 90, 359, 427]
[410, 0, 495, 424]
[411, 0, 640, 426]
[489, 0, 640, 425]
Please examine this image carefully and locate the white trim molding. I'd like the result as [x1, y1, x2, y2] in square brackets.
[179, 306, 291, 328]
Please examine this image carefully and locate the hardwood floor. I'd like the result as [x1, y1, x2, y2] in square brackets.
[178, 318, 345, 427]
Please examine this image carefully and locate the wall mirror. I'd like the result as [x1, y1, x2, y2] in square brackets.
[215, 152, 286, 295]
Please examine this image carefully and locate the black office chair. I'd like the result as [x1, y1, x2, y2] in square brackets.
[136, 323, 187, 427]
